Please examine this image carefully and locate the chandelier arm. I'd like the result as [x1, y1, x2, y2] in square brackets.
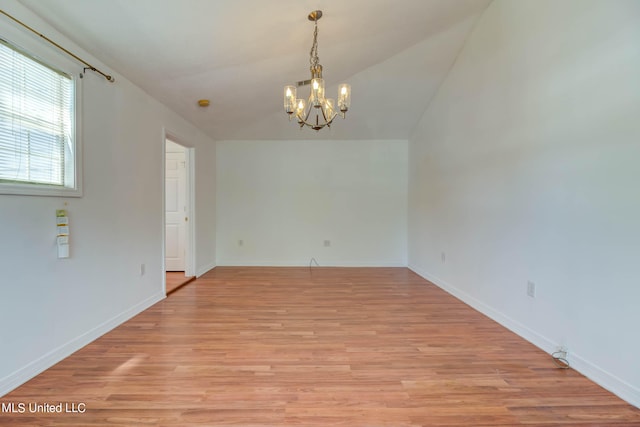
[326, 113, 336, 128]
[302, 101, 313, 123]
[296, 101, 340, 130]
[296, 115, 329, 130]
[319, 105, 330, 124]
[299, 120, 327, 130]
[328, 109, 339, 123]
[321, 105, 338, 125]
[297, 110, 316, 129]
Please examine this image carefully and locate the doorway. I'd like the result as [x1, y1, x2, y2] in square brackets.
[164, 137, 194, 294]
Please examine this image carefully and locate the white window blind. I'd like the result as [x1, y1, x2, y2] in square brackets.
[0, 38, 74, 188]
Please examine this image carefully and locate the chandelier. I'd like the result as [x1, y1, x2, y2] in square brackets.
[284, 10, 351, 131]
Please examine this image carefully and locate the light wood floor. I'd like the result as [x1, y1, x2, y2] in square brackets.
[165, 271, 195, 295]
[2, 267, 639, 426]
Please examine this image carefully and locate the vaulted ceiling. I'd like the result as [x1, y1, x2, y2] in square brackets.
[17, 0, 491, 141]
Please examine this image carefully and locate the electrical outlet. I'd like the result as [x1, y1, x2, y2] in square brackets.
[140, 263, 145, 276]
[527, 281, 536, 298]
[324, 240, 331, 247]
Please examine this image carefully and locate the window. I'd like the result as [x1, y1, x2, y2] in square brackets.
[0, 38, 81, 196]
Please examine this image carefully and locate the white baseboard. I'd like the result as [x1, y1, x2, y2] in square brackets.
[215, 260, 407, 267]
[196, 261, 216, 277]
[408, 264, 639, 409]
[0, 292, 165, 398]
[568, 350, 640, 409]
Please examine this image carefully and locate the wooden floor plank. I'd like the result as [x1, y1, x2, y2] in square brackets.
[165, 271, 195, 295]
[1, 267, 639, 426]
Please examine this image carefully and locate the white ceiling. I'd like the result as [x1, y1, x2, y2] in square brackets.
[17, 0, 491, 141]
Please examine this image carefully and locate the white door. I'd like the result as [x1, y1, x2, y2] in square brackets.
[165, 148, 186, 271]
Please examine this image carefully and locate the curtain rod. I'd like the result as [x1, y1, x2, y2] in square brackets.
[0, 9, 115, 82]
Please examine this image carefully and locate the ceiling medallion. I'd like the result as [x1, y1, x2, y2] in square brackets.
[284, 10, 351, 131]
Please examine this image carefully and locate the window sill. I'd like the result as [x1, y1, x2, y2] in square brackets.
[0, 182, 82, 198]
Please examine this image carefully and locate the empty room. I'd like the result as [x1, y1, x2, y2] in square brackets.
[0, 0, 639, 425]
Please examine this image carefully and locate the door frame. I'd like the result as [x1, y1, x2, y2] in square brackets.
[162, 128, 196, 294]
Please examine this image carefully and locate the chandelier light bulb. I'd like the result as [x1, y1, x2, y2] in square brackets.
[284, 85, 297, 115]
[311, 78, 325, 108]
[338, 83, 351, 112]
[295, 99, 306, 121]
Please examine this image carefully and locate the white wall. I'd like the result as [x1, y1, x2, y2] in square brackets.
[216, 140, 407, 266]
[0, 1, 216, 396]
[408, 0, 640, 406]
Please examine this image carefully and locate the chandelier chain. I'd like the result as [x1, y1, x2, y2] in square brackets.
[309, 21, 320, 68]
